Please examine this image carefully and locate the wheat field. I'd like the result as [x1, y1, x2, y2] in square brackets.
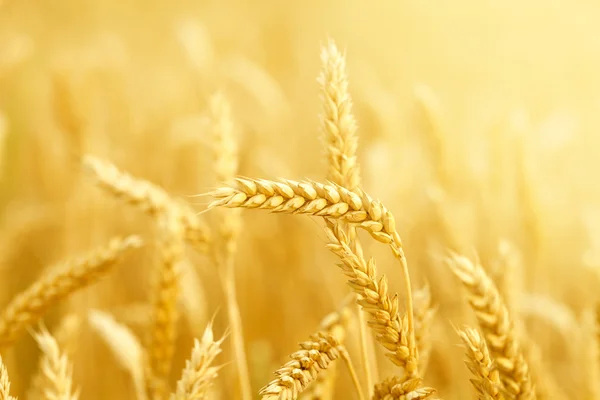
[1, 1, 600, 399]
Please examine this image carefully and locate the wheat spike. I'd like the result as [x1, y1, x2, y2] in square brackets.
[0, 355, 16, 400]
[32, 327, 79, 400]
[371, 377, 436, 400]
[170, 321, 225, 400]
[456, 327, 503, 400]
[447, 254, 535, 400]
[299, 298, 353, 400]
[413, 285, 436, 376]
[28, 314, 82, 400]
[82, 154, 209, 252]
[259, 332, 345, 400]
[88, 310, 147, 400]
[147, 215, 185, 399]
[0, 235, 142, 349]
[325, 223, 416, 376]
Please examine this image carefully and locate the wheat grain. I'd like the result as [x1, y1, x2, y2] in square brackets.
[170, 321, 225, 400]
[413, 285, 436, 376]
[32, 327, 79, 400]
[88, 309, 147, 400]
[447, 253, 535, 400]
[0, 235, 142, 349]
[456, 326, 502, 400]
[371, 377, 436, 400]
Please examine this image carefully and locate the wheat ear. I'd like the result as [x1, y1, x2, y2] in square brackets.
[208, 177, 417, 364]
[371, 377, 436, 400]
[170, 321, 225, 400]
[32, 327, 79, 400]
[447, 254, 535, 400]
[28, 314, 82, 400]
[0, 355, 16, 400]
[318, 38, 373, 395]
[0, 235, 142, 349]
[413, 285, 436, 376]
[208, 92, 251, 400]
[325, 223, 416, 376]
[260, 332, 358, 400]
[88, 310, 147, 400]
[299, 297, 353, 400]
[147, 214, 185, 399]
[456, 326, 503, 400]
[82, 155, 209, 252]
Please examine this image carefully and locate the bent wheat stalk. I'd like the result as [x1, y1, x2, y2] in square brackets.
[208, 177, 417, 371]
[0, 235, 143, 349]
[447, 253, 535, 400]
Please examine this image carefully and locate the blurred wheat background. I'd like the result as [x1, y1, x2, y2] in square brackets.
[1, 0, 600, 399]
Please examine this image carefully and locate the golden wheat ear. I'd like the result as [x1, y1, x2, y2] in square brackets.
[371, 376, 436, 400]
[0, 235, 143, 350]
[0, 354, 17, 400]
[170, 321, 226, 400]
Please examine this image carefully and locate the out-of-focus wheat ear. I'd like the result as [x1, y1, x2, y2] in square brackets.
[371, 376, 436, 400]
[414, 284, 437, 376]
[28, 314, 82, 400]
[0, 355, 17, 400]
[32, 327, 79, 400]
[207, 91, 251, 400]
[446, 253, 535, 400]
[82, 155, 210, 253]
[456, 326, 503, 400]
[88, 309, 147, 400]
[299, 298, 353, 400]
[259, 332, 358, 400]
[0, 235, 143, 350]
[170, 321, 226, 400]
[147, 214, 185, 400]
[0, 111, 6, 180]
[318, 38, 360, 192]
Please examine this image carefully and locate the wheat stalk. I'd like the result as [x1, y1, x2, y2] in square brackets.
[88, 309, 147, 400]
[208, 177, 417, 366]
[371, 377, 436, 400]
[259, 332, 359, 400]
[447, 253, 535, 399]
[82, 155, 209, 252]
[170, 321, 225, 400]
[0, 235, 142, 349]
[456, 326, 503, 400]
[208, 92, 251, 400]
[32, 327, 79, 400]
[0, 356, 16, 400]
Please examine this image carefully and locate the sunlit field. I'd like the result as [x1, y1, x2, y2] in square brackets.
[1, 1, 600, 399]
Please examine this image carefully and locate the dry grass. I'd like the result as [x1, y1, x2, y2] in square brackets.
[1, 2, 600, 399]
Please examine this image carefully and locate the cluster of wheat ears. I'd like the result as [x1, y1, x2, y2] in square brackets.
[0, 38, 594, 400]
